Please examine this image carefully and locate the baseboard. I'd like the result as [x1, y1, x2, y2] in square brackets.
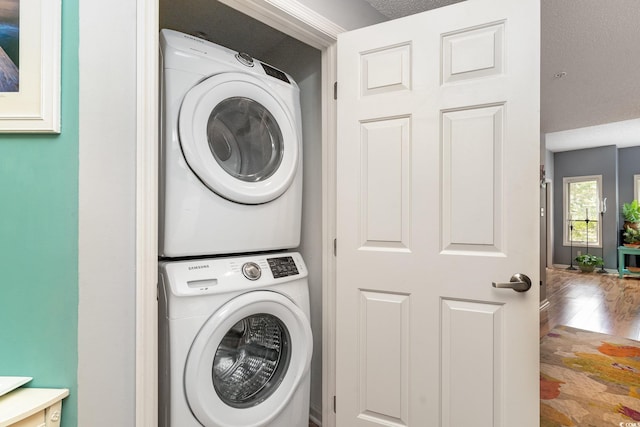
[551, 264, 617, 274]
[309, 405, 322, 426]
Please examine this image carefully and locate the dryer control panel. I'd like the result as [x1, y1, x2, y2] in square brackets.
[267, 256, 299, 278]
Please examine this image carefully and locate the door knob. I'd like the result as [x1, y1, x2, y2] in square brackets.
[492, 273, 532, 292]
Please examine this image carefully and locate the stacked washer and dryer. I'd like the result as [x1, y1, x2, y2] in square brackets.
[158, 29, 312, 427]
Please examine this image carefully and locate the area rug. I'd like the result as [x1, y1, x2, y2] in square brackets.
[541, 325, 640, 426]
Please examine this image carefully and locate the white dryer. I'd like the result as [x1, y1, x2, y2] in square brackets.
[159, 29, 303, 257]
[158, 252, 312, 427]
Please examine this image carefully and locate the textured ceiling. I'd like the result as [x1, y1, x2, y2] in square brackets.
[541, 0, 640, 134]
[361, 0, 464, 19]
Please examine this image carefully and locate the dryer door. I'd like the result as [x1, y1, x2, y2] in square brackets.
[184, 291, 312, 427]
[179, 72, 299, 205]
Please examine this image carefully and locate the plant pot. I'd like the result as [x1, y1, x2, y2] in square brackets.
[624, 243, 640, 248]
[578, 264, 595, 273]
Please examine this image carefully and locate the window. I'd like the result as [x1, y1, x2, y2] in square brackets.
[563, 175, 602, 247]
[635, 174, 640, 202]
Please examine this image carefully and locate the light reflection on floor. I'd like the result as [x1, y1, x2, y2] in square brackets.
[542, 267, 640, 340]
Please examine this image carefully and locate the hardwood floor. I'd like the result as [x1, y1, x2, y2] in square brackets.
[541, 267, 640, 340]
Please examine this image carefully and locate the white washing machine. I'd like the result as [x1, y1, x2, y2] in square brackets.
[158, 252, 312, 427]
[159, 29, 303, 258]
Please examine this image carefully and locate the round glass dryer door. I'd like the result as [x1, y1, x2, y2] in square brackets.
[207, 97, 283, 184]
[179, 73, 299, 205]
[184, 291, 313, 427]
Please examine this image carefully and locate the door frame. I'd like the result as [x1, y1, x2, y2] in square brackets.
[134, 1, 342, 426]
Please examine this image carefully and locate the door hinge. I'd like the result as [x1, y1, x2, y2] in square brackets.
[333, 238, 337, 256]
[333, 395, 336, 413]
[333, 81, 337, 100]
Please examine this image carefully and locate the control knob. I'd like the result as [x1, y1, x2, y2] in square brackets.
[235, 52, 254, 67]
[242, 262, 261, 281]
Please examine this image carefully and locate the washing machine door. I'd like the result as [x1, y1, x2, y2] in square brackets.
[178, 72, 299, 205]
[184, 291, 312, 427]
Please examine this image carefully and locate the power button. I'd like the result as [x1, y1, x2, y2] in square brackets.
[242, 262, 261, 281]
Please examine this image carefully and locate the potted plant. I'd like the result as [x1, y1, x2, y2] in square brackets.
[623, 226, 640, 247]
[622, 199, 640, 230]
[574, 253, 604, 273]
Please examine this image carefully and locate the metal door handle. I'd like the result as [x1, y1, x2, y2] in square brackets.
[492, 273, 532, 292]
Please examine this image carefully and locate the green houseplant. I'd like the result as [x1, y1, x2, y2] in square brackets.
[574, 253, 604, 273]
[623, 226, 640, 247]
[622, 199, 640, 229]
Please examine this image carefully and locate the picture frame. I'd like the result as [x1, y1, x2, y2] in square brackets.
[0, 0, 61, 133]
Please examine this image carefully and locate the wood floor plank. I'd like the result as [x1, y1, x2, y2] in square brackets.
[543, 268, 640, 340]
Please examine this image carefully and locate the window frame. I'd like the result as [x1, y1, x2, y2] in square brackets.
[562, 174, 603, 248]
[634, 174, 640, 202]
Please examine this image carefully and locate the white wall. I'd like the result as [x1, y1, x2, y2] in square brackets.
[78, 0, 137, 425]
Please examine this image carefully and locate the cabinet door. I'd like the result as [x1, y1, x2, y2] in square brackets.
[11, 410, 45, 427]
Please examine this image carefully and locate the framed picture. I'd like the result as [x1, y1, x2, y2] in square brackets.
[0, 0, 61, 133]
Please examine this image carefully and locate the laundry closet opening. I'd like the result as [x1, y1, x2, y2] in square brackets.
[159, 0, 324, 423]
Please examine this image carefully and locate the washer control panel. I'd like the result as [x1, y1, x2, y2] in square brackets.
[261, 63, 290, 84]
[161, 252, 306, 296]
[267, 256, 299, 278]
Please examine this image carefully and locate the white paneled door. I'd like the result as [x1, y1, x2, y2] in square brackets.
[336, 0, 540, 426]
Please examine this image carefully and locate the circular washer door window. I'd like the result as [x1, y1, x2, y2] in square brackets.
[179, 73, 299, 205]
[212, 313, 290, 408]
[184, 291, 312, 427]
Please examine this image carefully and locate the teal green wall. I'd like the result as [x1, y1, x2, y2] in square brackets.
[0, 0, 78, 426]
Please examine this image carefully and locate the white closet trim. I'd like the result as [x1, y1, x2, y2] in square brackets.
[135, 0, 159, 425]
[217, 0, 344, 47]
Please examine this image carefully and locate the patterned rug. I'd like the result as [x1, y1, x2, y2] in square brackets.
[541, 325, 640, 426]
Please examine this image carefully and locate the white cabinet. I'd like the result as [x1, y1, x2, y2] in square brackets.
[0, 389, 68, 427]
